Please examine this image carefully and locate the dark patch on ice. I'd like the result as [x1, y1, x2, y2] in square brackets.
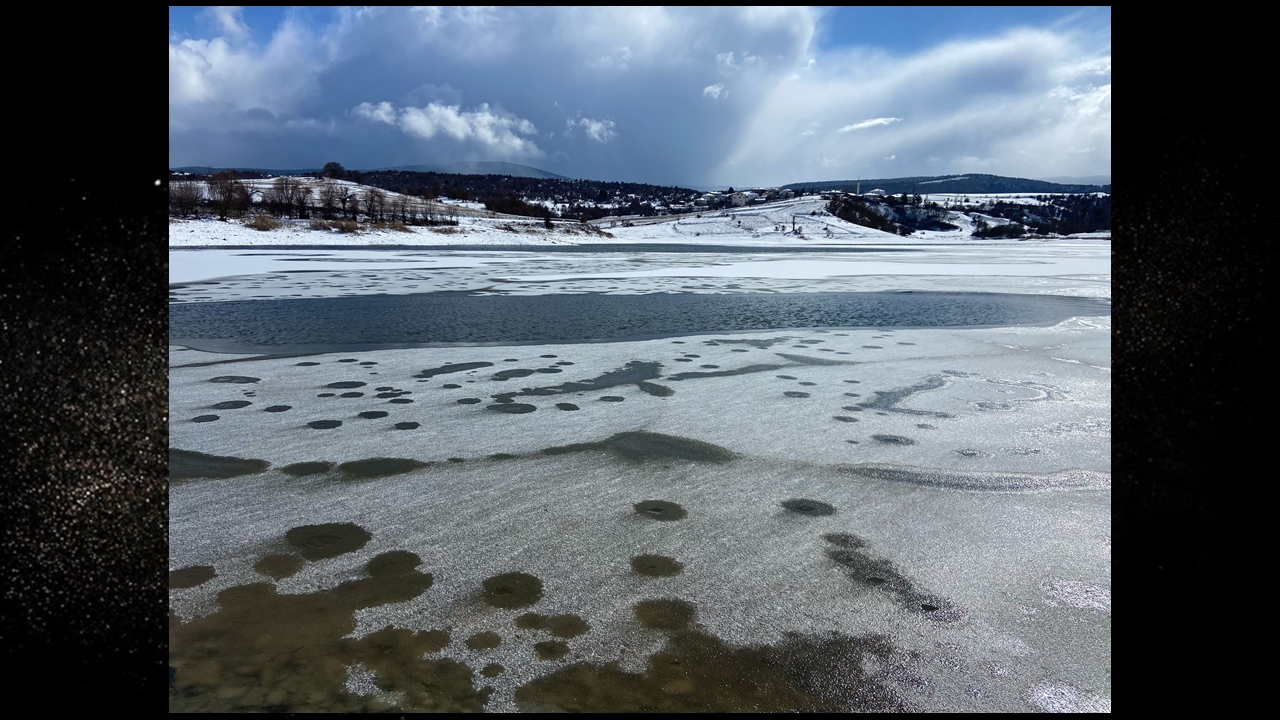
[779, 353, 854, 367]
[667, 364, 784, 381]
[340, 392, 364, 398]
[637, 380, 674, 397]
[253, 553, 303, 581]
[976, 402, 1011, 411]
[489, 453, 518, 460]
[338, 458, 428, 479]
[856, 376, 954, 418]
[494, 368, 538, 380]
[954, 449, 993, 458]
[781, 499, 837, 516]
[515, 603, 908, 712]
[357, 411, 389, 419]
[534, 640, 570, 661]
[481, 664, 504, 678]
[543, 432, 733, 463]
[286, 522, 371, 560]
[308, 420, 343, 429]
[466, 631, 502, 651]
[317, 392, 336, 397]
[442, 383, 462, 389]
[633, 598, 697, 632]
[833, 416, 859, 423]
[897, 342, 916, 345]
[823, 533, 867, 549]
[631, 554, 684, 577]
[296, 361, 320, 366]
[387, 398, 413, 404]
[170, 565, 216, 589]
[783, 391, 810, 398]
[488, 403, 537, 414]
[338, 358, 358, 363]
[167, 547, 470, 713]
[838, 465, 1108, 491]
[326, 381, 367, 389]
[634, 500, 687, 521]
[191, 414, 220, 423]
[515, 613, 590, 638]
[673, 358, 693, 362]
[367, 550, 422, 578]
[170, 449, 269, 480]
[798, 381, 816, 386]
[211, 400, 252, 409]
[536, 368, 563, 374]
[871, 435, 916, 446]
[280, 461, 334, 477]
[555, 403, 579, 411]
[822, 534, 964, 623]
[492, 360, 664, 402]
[862, 345, 883, 349]
[540, 354, 557, 358]
[481, 572, 543, 609]
[209, 375, 260, 384]
[414, 361, 495, 379]
[456, 397, 482, 405]
[916, 423, 935, 429]
[263, 405, 291, 412]
[777, 375, 797, 380]
[600, 396, 625, 402]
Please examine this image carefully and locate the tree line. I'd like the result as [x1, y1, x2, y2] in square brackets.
[167, 170, 459, 225]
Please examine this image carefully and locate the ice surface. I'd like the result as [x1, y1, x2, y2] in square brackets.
[168, 233, 1109, 712]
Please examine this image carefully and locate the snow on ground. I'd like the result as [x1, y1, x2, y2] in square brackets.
[169, 192, 1109, 249]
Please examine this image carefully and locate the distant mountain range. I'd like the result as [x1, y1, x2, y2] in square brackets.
[373, 161, 568, 179]
[1037, 175, 1111, 186]
[170, 165, 1109, 195]
[781, 173, 1110, 195]
[171, 161, 568, 180]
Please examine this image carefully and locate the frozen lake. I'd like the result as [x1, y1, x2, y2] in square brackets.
[168, 242, 1110, 712]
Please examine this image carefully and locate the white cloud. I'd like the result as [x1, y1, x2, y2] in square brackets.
[566, 116, 618, 143]
[200, 6, 250, 44]
[716, 52, 737, 71]
[838, 117, 902, 132]
[353, 101, 544, 159]
[884, 154, 896, 161]
[703, 83, 725, 99]
[353, 101, 396, 125]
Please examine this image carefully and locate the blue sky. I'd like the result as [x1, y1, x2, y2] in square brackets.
[169, 7, 1110, 187]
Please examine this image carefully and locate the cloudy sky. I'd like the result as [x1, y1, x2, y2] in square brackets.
[169, 6, 1111, 188]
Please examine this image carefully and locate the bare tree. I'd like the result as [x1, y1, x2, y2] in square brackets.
[392, 193, 409, 224]
[208, 171, 249, 220]
[363, 188, 386, 223]
[337, 185, 355, 218]
[317, 181, 338, 219]
[168, 179, 202, 217]
[294, 183, 314, 219]
[266, 176, 298, 218]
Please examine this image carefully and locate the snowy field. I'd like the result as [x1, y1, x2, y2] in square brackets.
[168, 207, 1109, 712]
[168, 192, 1109, 249]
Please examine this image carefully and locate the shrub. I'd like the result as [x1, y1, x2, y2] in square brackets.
[249, 213, 280, 231]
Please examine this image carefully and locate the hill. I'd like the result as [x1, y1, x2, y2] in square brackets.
[374, 161, 568, 180]
[783, 173, 1109, 195]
